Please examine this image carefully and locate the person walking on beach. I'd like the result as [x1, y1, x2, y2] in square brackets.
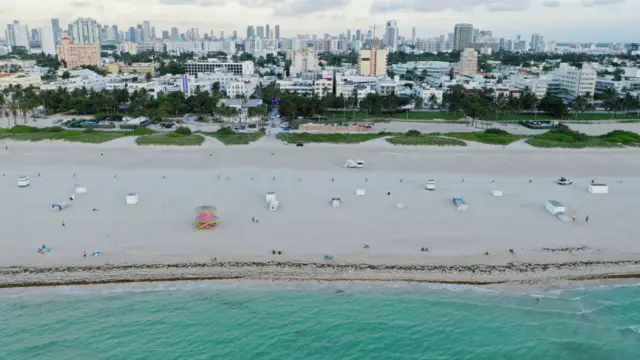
[585, 215, 589, 223]
[572, 213, 576, 222]
[61, 221, 66, 227]
[83, 251, 86, 258]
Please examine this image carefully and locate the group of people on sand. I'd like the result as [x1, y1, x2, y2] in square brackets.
[270, 250, 283, 255]
[251, 217, 260, 223]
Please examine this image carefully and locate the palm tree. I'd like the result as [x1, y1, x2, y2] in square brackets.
[571, 95, 588, 120]
[428, 93, 439, 109]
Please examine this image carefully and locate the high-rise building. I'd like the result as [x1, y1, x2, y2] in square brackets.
[411, 26, 416, 45]
[247, 26, 255, 39]
[459, 47, 478, 75]
[220, 30, 224, 39]
[40, 25, 57, 55]
[356, 29, 361, 41]
[530, 33, 544, 52]
[274, 25, 280, 40]
[346, 30, 351, 44]
[30, 28, 40, 43]
[265, 25, 270, 39]
[71, 18, 101, 44]
[358, 47, 388, 76]
[142, 21, 151, 42]
[233, 30, 237, 39]
[5, 21, 31, 50]
[384, 20, 399, 52]
[453, 23, 473, 51]
[549, 63, 596, 100]
[51, 18, 61, 44]
[162, 30, 169, 40]
[170, 27, 179, 41]
[151, 26, 156, 40]
[57, 34, 101, 69]
[256, 26, 264, 39]
[112, 25, 119, 41]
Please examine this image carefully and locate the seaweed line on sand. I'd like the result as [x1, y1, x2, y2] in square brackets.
[2, 260, 640, 288]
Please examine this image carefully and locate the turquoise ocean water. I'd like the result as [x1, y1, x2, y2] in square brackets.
[1, 281, 639, 360]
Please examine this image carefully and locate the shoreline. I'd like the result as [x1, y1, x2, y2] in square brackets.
[3, 260, 640, 289]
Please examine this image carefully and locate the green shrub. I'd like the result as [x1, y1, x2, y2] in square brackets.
[174, 126, 192, 135]
[40, 126, 64, 132]
[215, 127, 235, 135]
[133, 127, 153, 135]
[484, 128, 509, 135]
[83, 128, 95, 133]
[10, 125, 40, 133]
[405, 129, 422, 137]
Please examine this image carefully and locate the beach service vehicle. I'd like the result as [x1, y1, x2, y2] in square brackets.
[425, 179, 436, 190]
[343, 159, 364, 168]
[557, 177, 572, 186]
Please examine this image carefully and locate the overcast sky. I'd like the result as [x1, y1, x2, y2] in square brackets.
[1, 0, 636, 42]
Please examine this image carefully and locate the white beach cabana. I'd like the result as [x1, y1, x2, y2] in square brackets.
[588, 183, 609, 194]
[16, 176, 30, 187]
[126, 193, 139, 205]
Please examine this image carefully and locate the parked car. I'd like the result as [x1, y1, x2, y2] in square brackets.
[296, 142, 304, 147]
[557, 177, 573, 185]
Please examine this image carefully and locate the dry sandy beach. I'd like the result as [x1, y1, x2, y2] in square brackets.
[1, 138, 640, 288]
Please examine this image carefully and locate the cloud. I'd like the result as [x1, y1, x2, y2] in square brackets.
[156, 0, 223, 5]
[582, 0, 624, 6]
[70, 1, 92, 7]
[542, 0, 560, 7]
[370, 0, 531, 13]
[237, 0, 350, 16]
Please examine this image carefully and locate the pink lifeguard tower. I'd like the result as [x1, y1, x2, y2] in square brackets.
[195, 205, 220, 230]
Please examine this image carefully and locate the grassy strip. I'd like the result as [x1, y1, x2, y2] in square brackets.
[598, 130, 640, 147]
[136, 133, 205, 146]
[526, 125, 621, 148]
[387, 131, 467, 146]
[276, 132, 387, 144]
[444, 129, 528, 145]
[325, 111, 640, 122]
[0, 126, 132, 144]
[203, 128, 265, 145]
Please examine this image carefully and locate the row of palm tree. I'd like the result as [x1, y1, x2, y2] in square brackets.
[0, 85, 42, 128]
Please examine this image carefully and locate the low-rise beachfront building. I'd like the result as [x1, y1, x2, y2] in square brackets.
[0, 73, 42, 90]
[106, 62, 159, 77]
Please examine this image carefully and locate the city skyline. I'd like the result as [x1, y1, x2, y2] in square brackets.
[1, 0, 636, 43]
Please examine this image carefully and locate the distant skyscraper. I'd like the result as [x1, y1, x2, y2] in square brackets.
[151, 26, 156, 40]
[411, 26, 416, 45]
[356, 29, 361, 41]
[265, 25, 270, 39]
[530, 33, 544, 52]
[220, 30, 224, 39]
[128, 27, 136, 42]
[170, 27, 179, 41]
[347, 29, 351, 44]
[256, 26, 264, 39]
[30, 28, 40, 43]
[453, 23, 473, 50]
[233, 30, 237, 39]
[384, 20, 399, 51]
[112, 25, 119, 41]
[459, 47, 478, 75]
[247, 26, 255, 39]
[5, 21, 31, 50]
[142, 21, 151, 42]
[51, 18, 61, 44]
[275, 25, 280, 40]
[40, 24, 57, 55]
[162, 30, 169, 40]
[71, 17, 101, 44]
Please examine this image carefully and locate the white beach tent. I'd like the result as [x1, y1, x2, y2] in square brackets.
[52, 201, 70, 211]
[266, 192, 277, 203]
[126, 193, 139, 205]
[492, 190, 503, 197]
[355, 189, 366, 196]
[269, 200, 279, 211]
[588, 183, 609, 194]
[17, 176, 30, 187]
[331, 198, 342, 207]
